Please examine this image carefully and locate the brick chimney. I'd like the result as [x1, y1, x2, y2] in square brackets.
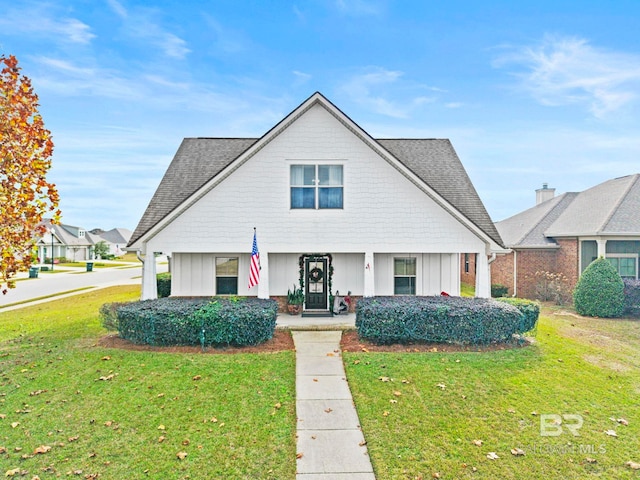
[536, 183, 555, 205]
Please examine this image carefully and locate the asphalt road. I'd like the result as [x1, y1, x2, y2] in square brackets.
[0, 260, 168, 309]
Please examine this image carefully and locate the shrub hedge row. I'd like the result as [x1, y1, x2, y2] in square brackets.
[156, 273, 171, 298]
[495, 297, 540, 333]
[106, 297, 278, 347]
[623, 278, 640, 318]
[355, 296, 530, 345]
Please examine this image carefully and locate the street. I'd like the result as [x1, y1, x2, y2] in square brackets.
[0, 259, 168, 308]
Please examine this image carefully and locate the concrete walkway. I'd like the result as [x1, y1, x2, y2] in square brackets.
[293, 331, 375, 479]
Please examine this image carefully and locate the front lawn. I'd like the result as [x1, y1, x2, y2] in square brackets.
[344, 308, 640, 479]
[0, 286, 296, 479]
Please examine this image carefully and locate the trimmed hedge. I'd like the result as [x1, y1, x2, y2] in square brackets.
[574, 258, 625, 318]
[623, 278, 640, 318]
[157, 273, 171, 298]
[114, 297, 278, 347]
[491, 284, 509, 298]
[495, 297, 540, 333]
[355, 296, 525, 345]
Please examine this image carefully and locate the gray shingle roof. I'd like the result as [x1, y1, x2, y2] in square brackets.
[129, 94, 502, 248]
[496, 174, 640, 247]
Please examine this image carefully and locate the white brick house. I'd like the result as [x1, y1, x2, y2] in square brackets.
[128, 93, 503, 311]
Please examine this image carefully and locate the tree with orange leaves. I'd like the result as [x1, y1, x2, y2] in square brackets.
[1, 55, 60, 294]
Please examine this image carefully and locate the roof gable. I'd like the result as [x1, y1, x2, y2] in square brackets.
[129, 92, 502, 248]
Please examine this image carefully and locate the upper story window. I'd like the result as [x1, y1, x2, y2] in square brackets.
[78, 230, 85, 238]
[291, 164, 343, 209]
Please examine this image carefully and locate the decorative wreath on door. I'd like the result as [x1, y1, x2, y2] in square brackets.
[308, 267, 324, 283]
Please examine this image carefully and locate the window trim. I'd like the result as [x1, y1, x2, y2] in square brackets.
[606, 254, 638, 279]
[215, 256, 239, 295]
[290, 163, 344, 210]
[393, 256, 417, 295]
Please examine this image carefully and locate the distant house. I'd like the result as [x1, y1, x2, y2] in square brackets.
[127, 92, 504, 309]
[36, 221, 132, 262]
[491, 175, 640, 298]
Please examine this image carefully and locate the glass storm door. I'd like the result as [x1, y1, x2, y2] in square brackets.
[305, 257, 328, 310]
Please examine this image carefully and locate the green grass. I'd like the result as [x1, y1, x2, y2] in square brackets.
[0, 286, 296, 479]
[344, 308, 640, 479]
[460, 282, 475, 297]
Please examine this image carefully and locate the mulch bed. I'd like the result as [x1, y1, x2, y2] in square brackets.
[98, 329, 528, 354]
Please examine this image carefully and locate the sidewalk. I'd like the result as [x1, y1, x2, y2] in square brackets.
[293, 331, 375, 479]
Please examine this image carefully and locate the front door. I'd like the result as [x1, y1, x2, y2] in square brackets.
[305, 257, 328, 310]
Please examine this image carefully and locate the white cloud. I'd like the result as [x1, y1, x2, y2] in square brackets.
[0, 5, 95, 44]
[340, 67, 437, 118]
[335, 0, 383, 16]
[106, 0, 128, 19]
[494, 35, 640, 117]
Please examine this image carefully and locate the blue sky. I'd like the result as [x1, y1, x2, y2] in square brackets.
[3, 0, 640, 231]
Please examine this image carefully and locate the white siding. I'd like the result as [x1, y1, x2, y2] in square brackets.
[146, 103, 486, 257]
[374, 253, 460, 296]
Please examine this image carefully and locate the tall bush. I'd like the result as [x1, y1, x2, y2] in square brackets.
[157, 272, 171, 298]
[623, 278, 640, 318]
[573, 258, 625, 318]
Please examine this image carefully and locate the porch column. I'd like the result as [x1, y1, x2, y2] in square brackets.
[597, 239, 607, 258]
[363, 251, 375, 297]
[141, 250, 158, 300]
[475, 253, 490, 298]
[257, 252, 269, 299]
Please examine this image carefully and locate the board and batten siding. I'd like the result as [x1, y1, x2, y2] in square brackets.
[374, 253, 460, 296]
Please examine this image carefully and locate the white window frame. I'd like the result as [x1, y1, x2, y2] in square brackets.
[606, 254, 638, 279]
[393, 257, 417, 295]
[290, 163, 344, 210]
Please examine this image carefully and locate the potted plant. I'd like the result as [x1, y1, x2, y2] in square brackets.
[287, 284, 304, 315]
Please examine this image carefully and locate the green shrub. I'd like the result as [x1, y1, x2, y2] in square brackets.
[573, 257, 625, 318]
[115, 297, 277, 347]
[99, 302, 130, 331]
[355, 296, 523, 345]
[495, 297, 540, 333]
[623, 279, 640, 318]
[491, 284, 509, 298]
[157, 272, 171, 298]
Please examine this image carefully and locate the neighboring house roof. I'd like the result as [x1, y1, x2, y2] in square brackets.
[100, 228, 133, 245]
[129, 92, 502, 247]
[496, 174, 640, 248]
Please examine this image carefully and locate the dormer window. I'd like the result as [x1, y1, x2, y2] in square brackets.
[290, 164, 343, 209]
[78, 230, 85, 238]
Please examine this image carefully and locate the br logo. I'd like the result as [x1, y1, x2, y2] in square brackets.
[540, 414, 583, 437]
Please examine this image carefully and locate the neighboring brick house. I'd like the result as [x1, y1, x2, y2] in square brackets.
[127, 92, 504, 310]
[491, 175, 640, 299]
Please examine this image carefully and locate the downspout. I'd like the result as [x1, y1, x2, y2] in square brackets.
[512, 250, 517, 297]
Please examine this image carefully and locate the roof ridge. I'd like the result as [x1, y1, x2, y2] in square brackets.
[598, 174, 640, 234]
[511, 193, 568, 245]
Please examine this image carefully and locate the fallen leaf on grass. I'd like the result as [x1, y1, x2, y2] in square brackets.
[382, 411, 390, 417]
[626, 461, 640, 469]
[5, 469, 21, 477]
[379, 376, 390, 382]
[510, 448, 525, 456]
[604, 430, 618, 437]
[158, 436, 166, 443]
[472, 439, 483, 447]
[192, 375, 201, 381]
[33, 445, 51, 454]
[176, 451, 188, 460]
[29, 390, 47, 396]
[486, 452, 499, 460]
[616, 418, 629, 426]
[101, 356, 111, 361]
[585, 457, 597, 464]
[436, 383, 446, 390]
[389, 399, 397, 404]
[68, 436, 79, 442]
[158, 425, 166, 430]
[0, 447, 6, 454]
[11, 422, 19, 428]
[274, 402, 282, 410]
[393, 391, 402, 397]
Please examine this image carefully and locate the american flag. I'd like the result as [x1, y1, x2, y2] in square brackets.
[248, 230, 260, 289]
